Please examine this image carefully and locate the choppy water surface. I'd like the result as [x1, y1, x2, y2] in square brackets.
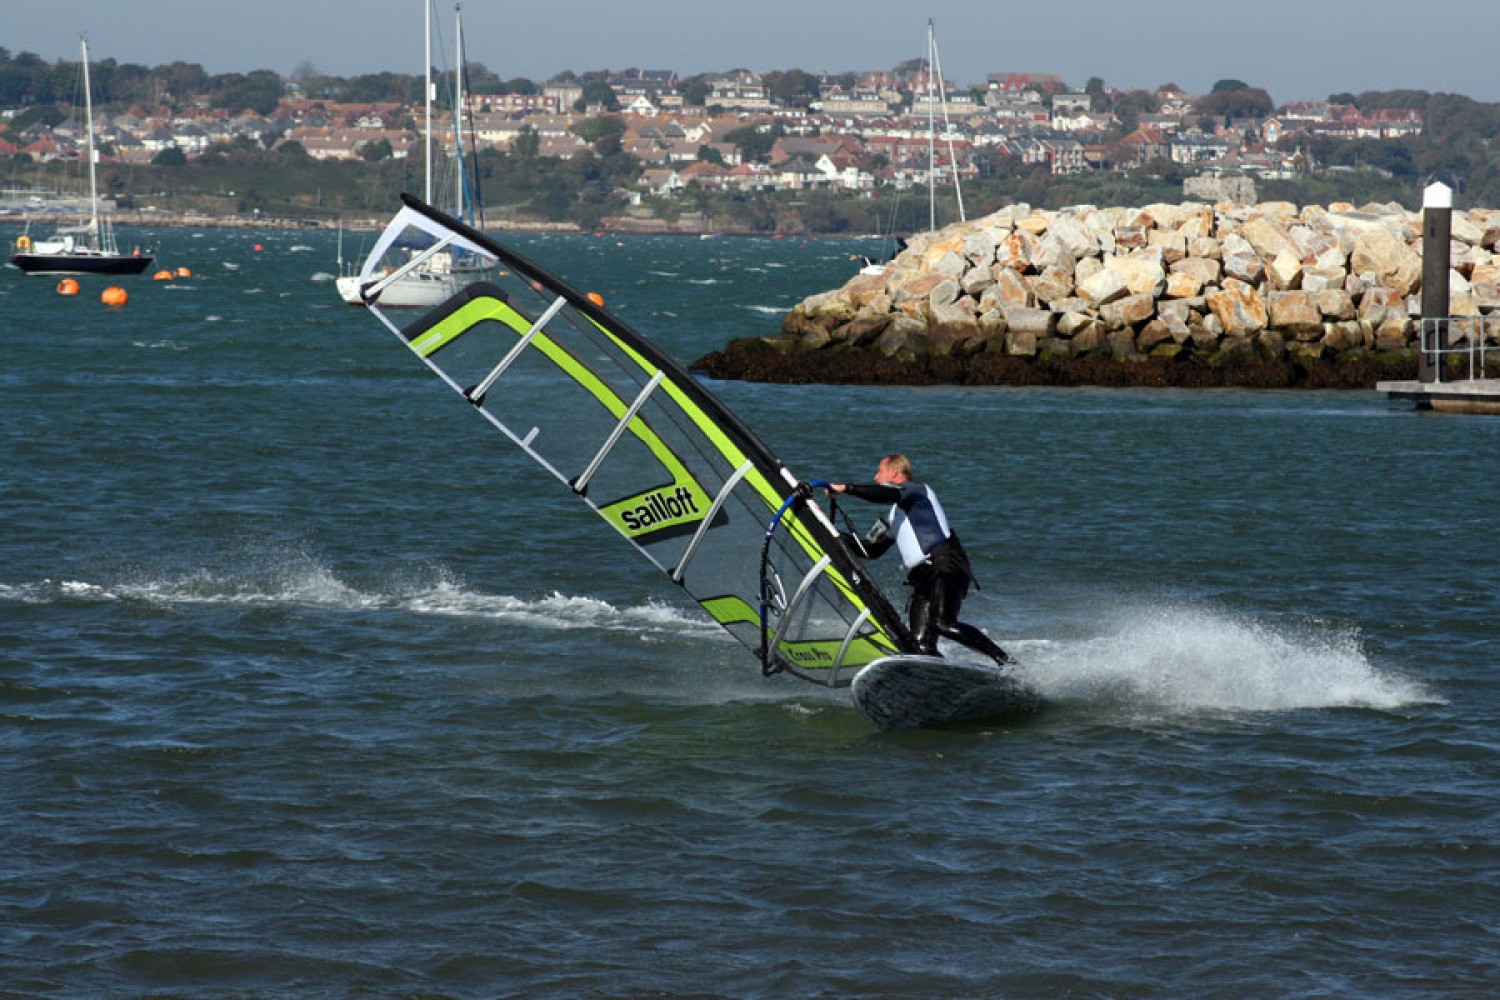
[4, 226, 1498, 997]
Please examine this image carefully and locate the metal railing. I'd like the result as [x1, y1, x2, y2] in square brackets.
[1421, 316, 1500, 383]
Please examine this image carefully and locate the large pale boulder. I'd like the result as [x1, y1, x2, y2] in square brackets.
[1100, 293, 1157, 329]
[1451, 212, 1486, 246]
[1176, 207, 1216, 241]
[1104, 251, 1167, 297]
[1223, 252, 1265, 285]
[919, 235, 965, 271]
[979, 267, 1031, 310]
[1266, 249, 1303, 290]
[1268, 290, 1323, 340]
[1315, 288, 1357, 321]
[1003, 306, 1056, 337]
[1165, 270, 1204, 299]
[997, 231, 1040, 271]
[1349, 226, 1422, 297]
[1077, 267, 1129, 304]
[1046, 214, 1100, 260]
[1240, 215, 1299, 262]
[963, 230, 1004, 267]
[1206, 283, 1269, 334]
[1033, 265, 1075, 305]
[1171, 256, 1222, 286]
[960, 263, 996, 298]
[893, 273, 947, 307]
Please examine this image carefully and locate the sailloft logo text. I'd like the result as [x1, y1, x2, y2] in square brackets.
[620, 485, 701, 533]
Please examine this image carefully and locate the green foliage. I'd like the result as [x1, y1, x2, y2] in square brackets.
[574, 80, 619, 112]
[12, 104, 64, 130]
[1196, 87, 1274, 123]
[359, 139, 393, 162]
[763, 69, 820, 107]
[210, 69, 284, 115]
[151, 146, 187, 166]
[570, 115, 626, 145]
[723, 124, 780, 163]
[509, 125, 540, 158]
[679, 75, 711, 106]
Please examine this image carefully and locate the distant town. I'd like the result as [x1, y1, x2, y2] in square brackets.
[2, 61, 1425, 181]
[3, 50, 1482, 231]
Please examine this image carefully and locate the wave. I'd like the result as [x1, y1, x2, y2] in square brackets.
[1015, 604, 1435, 717]
[129, 339, 191, 351]
[1, 563, 1433, 717]
[742, 304, 787, 315]
[0, 557, 717, 637]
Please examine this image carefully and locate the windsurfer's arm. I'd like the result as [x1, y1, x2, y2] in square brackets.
[830, 482, 902, 504]
[829, 482, 898, 558]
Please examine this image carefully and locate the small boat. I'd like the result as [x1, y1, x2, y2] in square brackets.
[10, 38, 153, 277]
[337, 2, 489, 306]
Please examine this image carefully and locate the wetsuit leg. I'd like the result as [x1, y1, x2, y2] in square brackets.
[906, 566, 941, 656]
[929, 571, 1011, 667]
[909, 595, 941, 656]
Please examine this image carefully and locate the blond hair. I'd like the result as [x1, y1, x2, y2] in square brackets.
[882, 453, 913, 478]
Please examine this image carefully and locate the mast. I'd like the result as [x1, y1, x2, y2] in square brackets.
[424, 0, 433, 204]
[926, 19, 936, 232]
[81, 37, 101, 246]
[454, 4, 466, 221]
[930, 19, 966, 222]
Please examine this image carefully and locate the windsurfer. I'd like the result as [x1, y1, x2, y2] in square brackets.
[829, 454, 1011, 668]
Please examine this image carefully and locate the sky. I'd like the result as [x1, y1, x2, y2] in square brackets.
[8, 0, 1500, 106]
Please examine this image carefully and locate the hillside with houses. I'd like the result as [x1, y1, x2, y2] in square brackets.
[3, 49, 1492, 230]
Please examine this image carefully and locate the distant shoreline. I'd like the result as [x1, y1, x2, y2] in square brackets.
[5, 207, 879, 239]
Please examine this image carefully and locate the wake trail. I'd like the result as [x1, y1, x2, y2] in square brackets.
[1009, 604, 1435, 717]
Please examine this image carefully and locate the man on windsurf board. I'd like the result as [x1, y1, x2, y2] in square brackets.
[828, 454, 1011, 669]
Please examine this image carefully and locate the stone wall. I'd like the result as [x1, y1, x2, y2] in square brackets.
[702, 200, 1500, 386]
[1183, 175, 1257, 206]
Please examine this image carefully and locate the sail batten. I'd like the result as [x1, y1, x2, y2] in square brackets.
[358, 194, 918, 683]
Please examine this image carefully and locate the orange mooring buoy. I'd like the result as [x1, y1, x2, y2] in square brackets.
[101, 286, 129, 307]
[153, 269, 174, 281]
[56, 278, 80, 296]
[175, 266, 192, 278]
[586, 292, 605, 307]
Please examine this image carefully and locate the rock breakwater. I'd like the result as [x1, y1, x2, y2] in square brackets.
[693, 200, 1500, 387]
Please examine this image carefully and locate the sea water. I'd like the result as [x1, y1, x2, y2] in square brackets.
[3, 225, 1498, 997]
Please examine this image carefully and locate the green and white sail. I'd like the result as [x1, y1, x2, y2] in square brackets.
[356, 195, 918, 684]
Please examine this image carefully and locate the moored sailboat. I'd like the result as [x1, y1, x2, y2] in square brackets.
[858, 18, 966, 277]
[337, 1, 491, 306]
[10, 38, 153, 276]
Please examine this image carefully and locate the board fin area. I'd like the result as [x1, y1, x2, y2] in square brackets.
[850, 655, 1041, 731]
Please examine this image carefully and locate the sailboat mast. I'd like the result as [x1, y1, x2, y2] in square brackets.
[81, 37, 101, 240]
[424, 0, 434, 204]
[929, 18, 966, 223]
[926, 19, 936, 232]
[454, 4, 465, 220]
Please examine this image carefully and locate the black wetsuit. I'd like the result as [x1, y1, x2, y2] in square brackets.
[842, 481, 1010, 666]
